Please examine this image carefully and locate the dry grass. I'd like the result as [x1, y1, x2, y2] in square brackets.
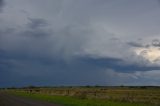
[8, 87, 160, 105]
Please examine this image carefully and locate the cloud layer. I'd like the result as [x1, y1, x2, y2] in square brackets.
[0, 0, 4, 11]
[0, 0, 160, 87]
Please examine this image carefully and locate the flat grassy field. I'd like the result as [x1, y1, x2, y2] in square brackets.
[11, 91, 149, 106]
[6, 86, 160, 106]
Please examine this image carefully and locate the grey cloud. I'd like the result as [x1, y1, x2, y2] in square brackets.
[0, 17, 89, 60]
[0, 0, 3, 6]
[127, 41, 144, 47]
[0, 51, 109, 86]
[21, 18, 51, 38]
[76, 56, 160, 72]
[0, 0, 4, 11]
[1, 41, 160, 86]
[152, 39, 160, 47]
[105, 69, 160, 86]
[1, 0, 160, 60]
[129, 39, 160, 48]
[0, 17, 55, 58]
[27, 18, 49, 29]
[1, 0, 160, 86]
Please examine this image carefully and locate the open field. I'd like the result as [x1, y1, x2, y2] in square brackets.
[2, 86, 160, 106]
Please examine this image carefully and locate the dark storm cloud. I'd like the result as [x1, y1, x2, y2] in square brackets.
[1, 50, 160, 87]
[1, 46, 160, 87]
[0, 50, 108, 87]
[0, 0, 3, 6]
[127, 42, 144, 47]
[0, 0, 4, 11]
[1, 0, 160, 87]
[27, 18, 49, 29]
[22, 18, 51, 38]
[2, 48, 160, 75]
[75, 56, 160, 72]
[22, 28, 51, 38]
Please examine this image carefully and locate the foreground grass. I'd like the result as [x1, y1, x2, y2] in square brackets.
[10, 92, 151, 106]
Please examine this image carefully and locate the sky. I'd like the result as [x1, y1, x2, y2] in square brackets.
[0, 0, 160, 87]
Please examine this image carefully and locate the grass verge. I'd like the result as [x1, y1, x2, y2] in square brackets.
[10, 92, 151, 106]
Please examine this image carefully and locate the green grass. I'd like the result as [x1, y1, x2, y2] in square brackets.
[11, 91, 151, 106]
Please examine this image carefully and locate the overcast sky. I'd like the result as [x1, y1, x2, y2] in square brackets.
[1, 0, 160, 87]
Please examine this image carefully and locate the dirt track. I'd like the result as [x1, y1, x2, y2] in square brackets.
[0, 92, 61, 106]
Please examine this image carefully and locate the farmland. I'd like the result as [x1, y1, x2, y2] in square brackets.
[3, 86, 160, 106]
